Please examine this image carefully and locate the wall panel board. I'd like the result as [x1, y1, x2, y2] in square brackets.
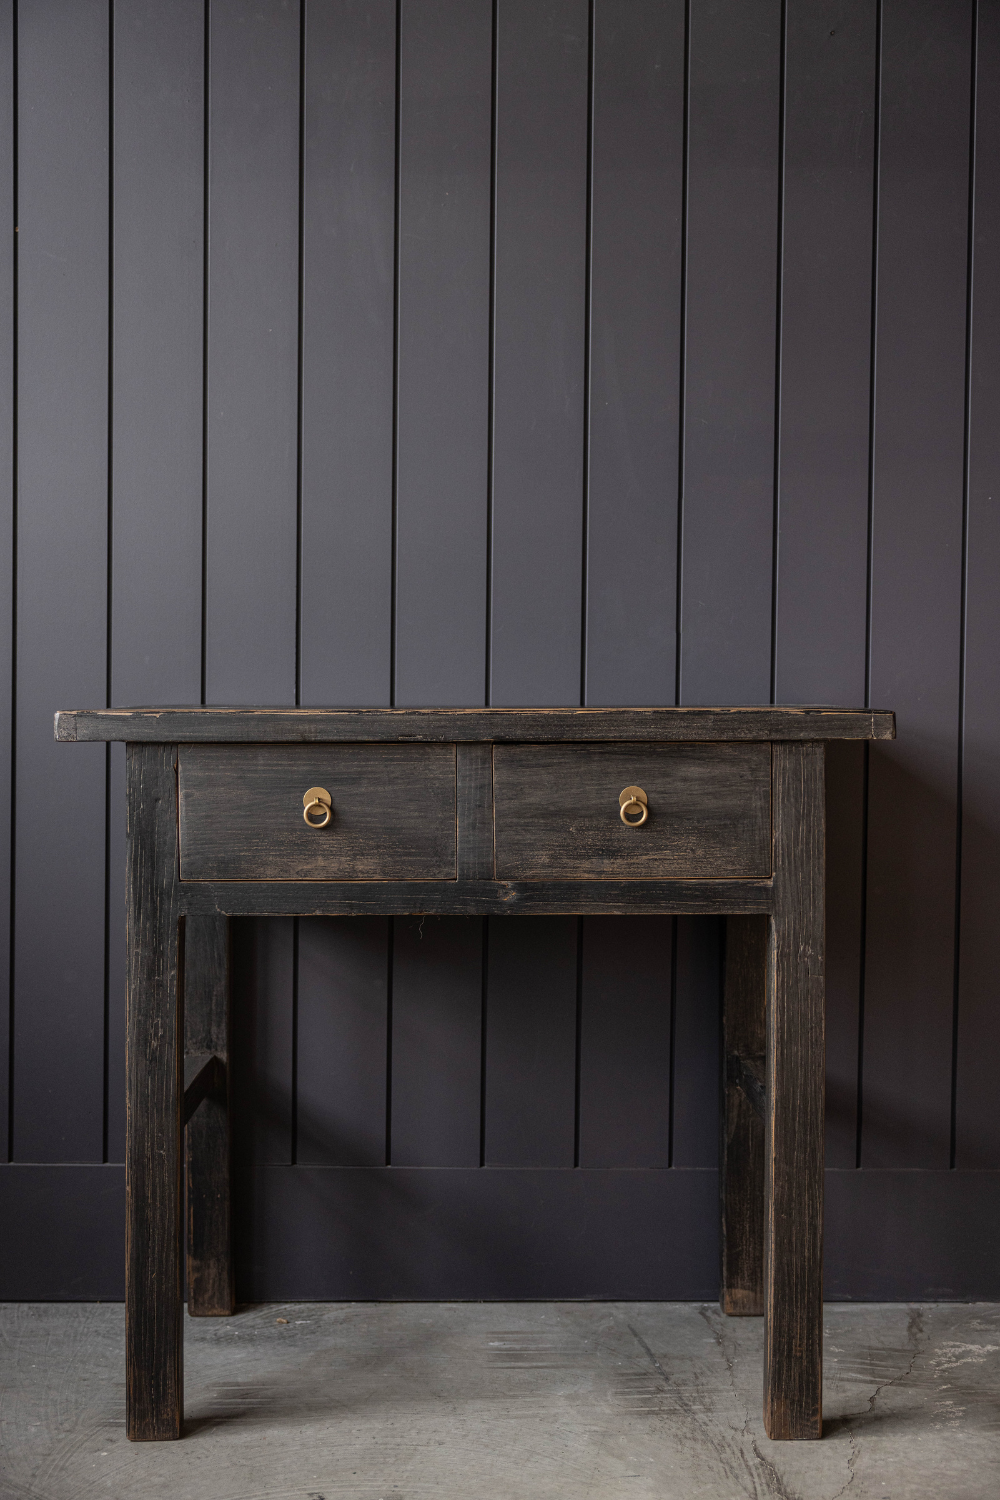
[489, 0, 589, 707]
[299, 0, 396, 706]
[585, 0, 683, 708]
[0, 0, 12, 1158]
[680, 0, 781, 706]
[484, 917, 578, 1168]
[204, 0, 299, 706]
[394, 0, 491, 707]
[390, 916, 483, 1168]
[578, 917, 672, 1168]
[862, 0, 971, 1168]
[955, 0, 1000, 1168]
[14, 0, 109, 1162]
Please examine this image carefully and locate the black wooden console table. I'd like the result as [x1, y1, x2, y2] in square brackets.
[55, 705, 895, 1443]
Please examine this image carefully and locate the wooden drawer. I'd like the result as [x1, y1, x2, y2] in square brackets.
[178, 744, 456, 881]
[493, 743, 771, 879]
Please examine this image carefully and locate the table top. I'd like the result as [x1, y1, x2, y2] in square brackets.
[55, 705, 895, 744]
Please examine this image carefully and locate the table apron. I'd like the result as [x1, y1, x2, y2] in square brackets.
[175, 878, 775, 918]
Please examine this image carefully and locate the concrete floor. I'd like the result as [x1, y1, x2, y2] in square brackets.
[1, 1302, 998, 1499]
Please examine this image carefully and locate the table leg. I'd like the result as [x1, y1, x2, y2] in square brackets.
[764, 742, 825, 1440]
[185, 915, 234, 1315]
[126, 743, 184, 1441]
[720, 914, 767, 1316]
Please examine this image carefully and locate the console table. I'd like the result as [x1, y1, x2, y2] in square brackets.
[55, 705, 895, 1443]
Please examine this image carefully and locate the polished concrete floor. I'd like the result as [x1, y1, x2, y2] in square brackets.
[2, 1301, 998, 1499]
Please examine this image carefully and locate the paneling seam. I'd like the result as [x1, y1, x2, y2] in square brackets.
[389, 0, 401, 709]
[200, 0, 210, 705]
[674, 0, 691, 708]
[7, 0, 17, 1163]
[579, 0, 594, 709]
[769, 0, 787, 706]
[294, 0, 305, 707]
[103, 0, 114, 1166]
[857, 0, 884, 1171]
[485, 0, 498, 708]
[952, 0, 979, 1171]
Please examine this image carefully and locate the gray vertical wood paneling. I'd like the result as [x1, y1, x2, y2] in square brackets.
[299, 0, 396, 705]
[3, 0, 995, 1300]
[484, 917, 577, 1167]
[109, 0, 205, 1165]
[0, 0, 12, 1158]
[585, 0, 683, 708]
[489, 0, 588, 707]
[14, 0, 108, 1161]
[394, 0, 491, 707]
[231, 918, 296, 1164]
[823, 740, 866, 1167]
[773, 2, 877, 1168]
[296, 918, 388, 1166]
[680, 0, 781, 706]
[956, 0, 1000, 1168]
[204, 0, 299, 705]
[670, 916, 722, 1167]
[774, 0, 876, 705]
[578, 917, 671, 1168]
[390, 916, 482, 1167]
[863, 0, 971, 1169]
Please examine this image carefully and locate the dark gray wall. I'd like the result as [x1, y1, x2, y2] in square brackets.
[1, 0, 998, 1301]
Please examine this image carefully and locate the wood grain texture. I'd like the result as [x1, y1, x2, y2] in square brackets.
[183, 915, 233, 1316]
[179, 878, 775, 919]
[56, 705, 895, 742]
[764, 743, 825, 1440]
[457, 743, 494, 880]
[126, 744, 183, 1441]
[493, 743, 771, 880]
[720, 914, 767, 1316]
[178, 744, 457, 881]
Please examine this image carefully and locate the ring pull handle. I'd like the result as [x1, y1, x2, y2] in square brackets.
[303, 786, 332, 828]
[619, 786, 649, 827]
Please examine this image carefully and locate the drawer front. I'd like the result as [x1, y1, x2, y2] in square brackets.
[493, 743, 771, 880]
[179, 744, 456, 881]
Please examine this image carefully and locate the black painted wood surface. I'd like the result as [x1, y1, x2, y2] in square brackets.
[3, 0, 996, 1308]
[178, 744, 457, 881]
[493, 742, 771, 880]
[125, 744, 183, 1441]
[183, 915, 233, 1317]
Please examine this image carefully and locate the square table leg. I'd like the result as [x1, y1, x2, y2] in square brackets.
[126, 743, 184, 1440]
[720, 914, 767, 1316]
[763, 742, 825, 1440]
[184, 915, 234, 1316]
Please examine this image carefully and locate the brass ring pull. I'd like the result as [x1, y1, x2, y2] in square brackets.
[619, 786, 648, 827]
[303, 786, 332, 828]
